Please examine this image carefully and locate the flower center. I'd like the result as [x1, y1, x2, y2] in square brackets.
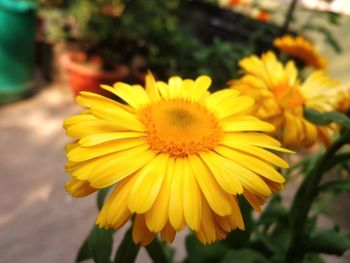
[272, 83, 304, 109]
[138, 99, 222, 157]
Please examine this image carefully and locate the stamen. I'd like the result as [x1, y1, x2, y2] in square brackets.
[139, 99, 222, 157]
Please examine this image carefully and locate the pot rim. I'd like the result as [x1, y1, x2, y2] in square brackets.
[60, 52, 129, 80]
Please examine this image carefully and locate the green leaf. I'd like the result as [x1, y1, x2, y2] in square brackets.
[304, 108, 350, 130]
[259, 195, 287, 226]
[318, 179, 350, 193]
[97, 187, 111, 211]
[302, 25, 342, 53]
[269, 217, 293, 253]
[325, 152, 350, 172]
[145, 238, 171, 263]
[76, 234, 91, 262]
[89, 226, 114, 263]
[164, 245, 175, 263]
[185, 234, 230, 263]
[220, 249, 269, 263]
[114, 226, 140, 263]
[76, 225, 114, 263]
[327, 12, 340, 25]
[305, 229, 350, 256]
[224, 197, 254, 248]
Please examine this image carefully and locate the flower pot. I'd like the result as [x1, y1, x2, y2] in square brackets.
[0, 0, 37, 104]
[61, 52, 129, 97]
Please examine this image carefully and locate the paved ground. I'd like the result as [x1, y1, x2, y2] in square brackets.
[0, 14, 350, 263]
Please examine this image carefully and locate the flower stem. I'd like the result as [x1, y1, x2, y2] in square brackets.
[280, 0, 299, 35]
[285, 131, 349, 263]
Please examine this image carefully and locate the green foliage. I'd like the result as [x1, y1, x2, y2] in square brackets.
[302, 254, 325, 263]
[318, 180, 350, 194]
[302, 24, 342, 54]
[304, 108, 350, 130]
[305, 229, 350, 256]
[76, 225, 114, 263]
[114, 226, 140, 263]
[185, 234, 230, 263]
[97, 187, 111, 210]
[220, 249, 269, 263]
[145, 238, 172, 263]
[40, 0, 262, 85]
[258, 195, 288, 227]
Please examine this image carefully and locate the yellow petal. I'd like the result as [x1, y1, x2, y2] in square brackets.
[128, 154, 168, 213]
[67, 139, 145, 162]
[146, 158, 174, 232]
[188, 154, 232, 216]
[66, 119, 122, 138]
[302, 119, 318, 147]
[96, 177, 134, 228]
[160, 222, 176, 244]
[190, 75, 212, 100]
[89, 148, 157, 188]
[199, 151, 243, 195]
[183, 157, 201, 230]
[215, 146, 285, 183]
[90, 104, 145, 132]
[63, 114, 96, 130]
[243, 189, 266, 212]
[222, 116, 275, 132]
[109, 83, 150, 109]
[222, 133, 281, 147]
[208, 150, 271, 196]
[76, 91, 134, 113]
[205, 89, 240, 110]
[145, 71, 161, 102]
[157, 81, 170, 99]
[229, 195, 245, 230]
[133, 214, 156, 245]
[65, 177, 97, 197]
[168, 76, 183, 98]
[169, 158, 185, 230]
[195, 196, 216, 245]
[79, 132, 146, 147]
[283, 112, 303, 146]
[215, 96, 254, 119]
[221, 143, 289, 168]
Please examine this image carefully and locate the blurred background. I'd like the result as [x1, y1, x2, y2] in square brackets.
[0, 0, 349, 262]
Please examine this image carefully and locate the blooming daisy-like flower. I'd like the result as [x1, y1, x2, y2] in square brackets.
[274, 35, 327, 69]
[64, 72, 290, 245]
[231, 51, 339, 148]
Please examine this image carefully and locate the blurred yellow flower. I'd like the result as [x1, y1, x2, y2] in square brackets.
[64, 72, 290, 245]
[336, 87, 350, 113]
[274, 35, 327, 69]
[231, 51, 339, 148]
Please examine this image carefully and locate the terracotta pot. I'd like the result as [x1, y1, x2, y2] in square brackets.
[60, 52, 129, 96]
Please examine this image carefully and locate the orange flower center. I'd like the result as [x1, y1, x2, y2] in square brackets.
[138, 99, 222, 157]
[272, 83, 304, 110]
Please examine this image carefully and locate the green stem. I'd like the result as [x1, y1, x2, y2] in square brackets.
[280, 0, 299, 35]
[114, 226, 140, 263]
[146, 238, 170, 263]
[285, 132, 349, 263]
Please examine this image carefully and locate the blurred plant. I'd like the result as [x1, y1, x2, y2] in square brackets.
[280, 0, 343, 55]
[40, 0, 273, 86]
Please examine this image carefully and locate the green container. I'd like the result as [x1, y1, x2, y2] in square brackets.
[0, 0, 37, 104]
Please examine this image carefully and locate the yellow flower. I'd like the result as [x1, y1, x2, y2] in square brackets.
[64, 73, 290, 245]
[274, 35, 327, 69]
[231, 51, 339, 148]
[336, 87, 350, 113]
